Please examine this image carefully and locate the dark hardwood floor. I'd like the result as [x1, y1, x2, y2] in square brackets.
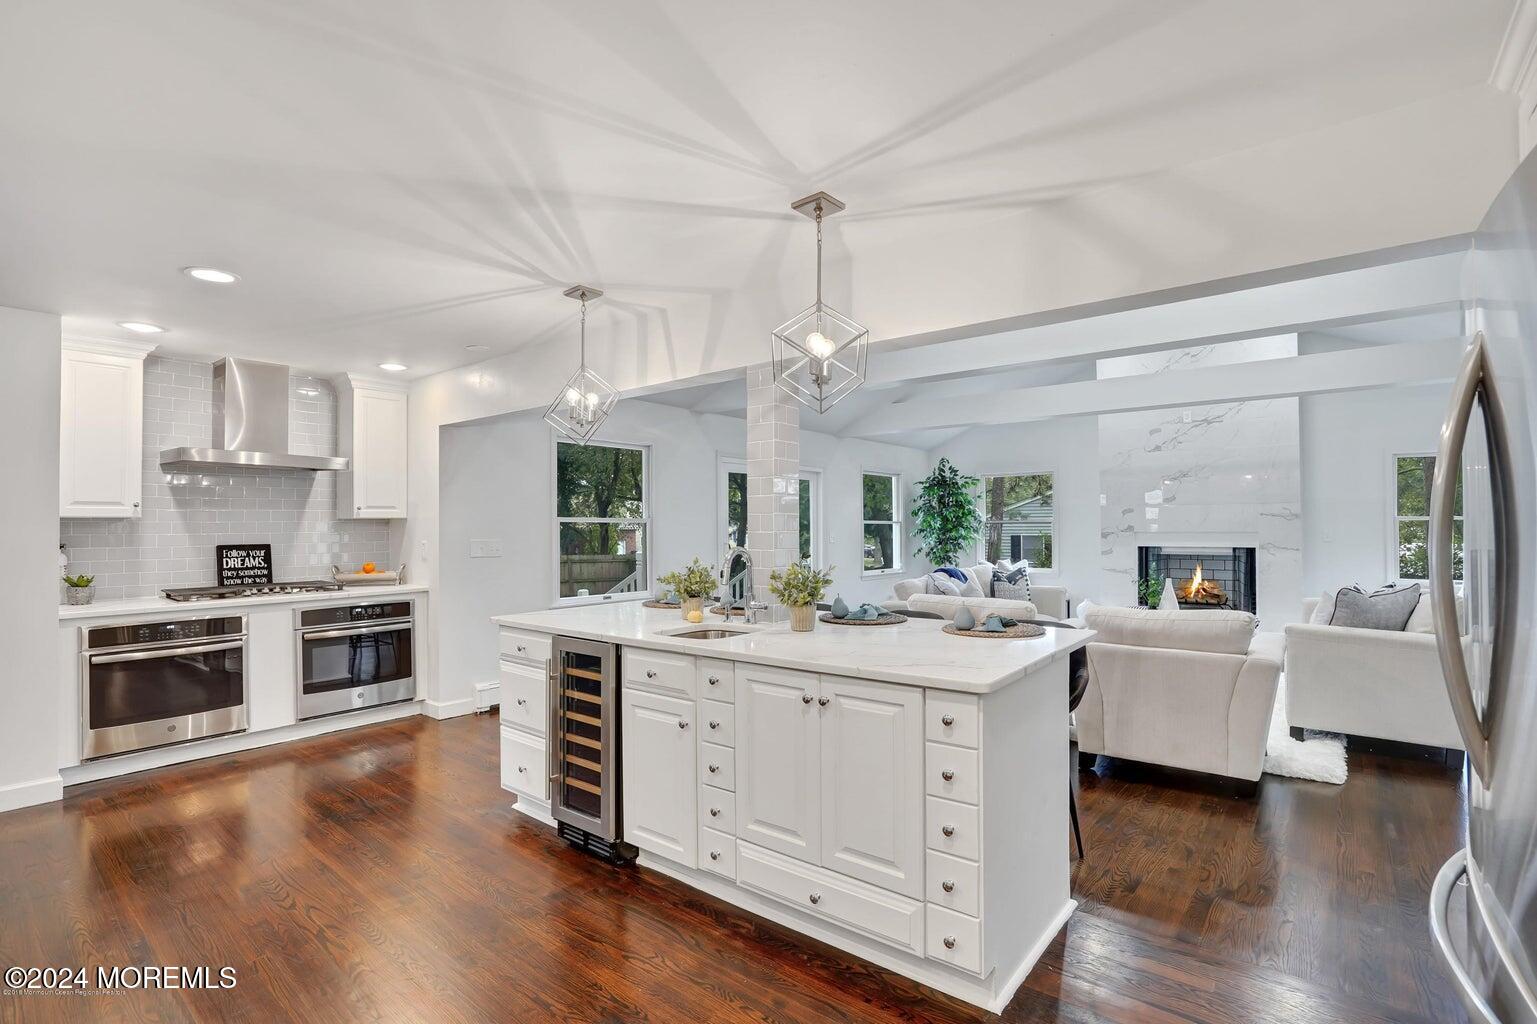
[0, 712, 1467, 1023]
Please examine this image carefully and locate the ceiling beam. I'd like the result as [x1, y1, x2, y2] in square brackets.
[851, 336, 1463, 437]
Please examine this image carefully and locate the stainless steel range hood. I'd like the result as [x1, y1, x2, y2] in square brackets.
[159, 357, 349, 472]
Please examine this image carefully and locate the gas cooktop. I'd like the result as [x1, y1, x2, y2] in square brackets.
[161, 580, 343, 602]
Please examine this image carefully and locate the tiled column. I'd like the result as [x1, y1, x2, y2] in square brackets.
[746, 365, 800, 621]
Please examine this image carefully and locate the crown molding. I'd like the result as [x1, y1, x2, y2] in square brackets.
[1492, 0, 1537, 94]
[332, 372, 410, 394]
[60, 335, 159, 358]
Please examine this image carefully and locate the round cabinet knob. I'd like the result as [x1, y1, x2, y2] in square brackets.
[709, 721, 720, 730]
[817, 697, 829, 707]
[941, 825, 956, 838]
[515, 698, 527, 707]
[708, 764, 719, 774]
[517, 766, 527, 774]
[943, 936, 957, 950]
[942, 880, 956, 893]
[708, 676, 720, 686]
[132, 501, 140, 508]
[709, 808, 720, 817]
[516, 644, 527, 653]
[710, 851, 720, 861]
[801, 693, 813, 704]
[356, 506, 362, 512]
[941, 714, 955, 727]
[808, 893, 821, 905]
[941, 770, 955, 782]
[678, 721, 689, 730]
[646, 669, 657, 679]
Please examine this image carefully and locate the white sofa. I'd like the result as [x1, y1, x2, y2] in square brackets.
[886, 563, 1069, 621]
[1073, 602, 1283, 791]
[1283, 594, 1465, 751]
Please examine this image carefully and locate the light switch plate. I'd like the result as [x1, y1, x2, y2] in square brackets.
[469, 539, 504, 558]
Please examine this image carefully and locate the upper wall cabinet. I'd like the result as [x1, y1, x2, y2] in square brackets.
[59, 338, 155, 518]
[335, 375, 408, 519]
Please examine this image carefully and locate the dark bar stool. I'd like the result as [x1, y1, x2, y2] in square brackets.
[1067, 649, 1089, 859]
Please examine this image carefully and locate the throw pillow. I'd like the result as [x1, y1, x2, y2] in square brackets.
[925, 572, 962, 597]
[1330, 583, 1421, 631]
[958, 564, 990, 598]
[1309, 590, 1337, 624]
[992, 563, 1032, 602]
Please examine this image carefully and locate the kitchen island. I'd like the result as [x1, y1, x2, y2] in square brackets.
[490, 602, 1093, 1012]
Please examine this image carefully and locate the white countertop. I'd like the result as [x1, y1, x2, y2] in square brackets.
[59, 583, 429, 621]
[491, 603, 1092, 693]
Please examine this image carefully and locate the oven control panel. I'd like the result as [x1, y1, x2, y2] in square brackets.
[85, 616, 246, 651]
[297, 601, 413, 628]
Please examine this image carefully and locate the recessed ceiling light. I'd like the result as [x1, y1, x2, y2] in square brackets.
[183, 266, 239, 284]
[118, 321, 166, 334]
[378, 362, 408, 373]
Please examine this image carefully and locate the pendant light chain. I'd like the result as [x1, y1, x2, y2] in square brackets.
[579, 291, 587, 367]
[815, 202, 823, 308]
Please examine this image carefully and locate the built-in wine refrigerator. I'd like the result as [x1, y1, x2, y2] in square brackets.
[548, 635, 634, 862]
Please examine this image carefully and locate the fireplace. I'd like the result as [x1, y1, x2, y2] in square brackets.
[1137, 546, 1256, 613]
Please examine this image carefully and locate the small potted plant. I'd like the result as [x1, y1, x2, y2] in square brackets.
[62, 573, 96, 606]
[769, 561, 835, 632]
[658, 559, 717, 620]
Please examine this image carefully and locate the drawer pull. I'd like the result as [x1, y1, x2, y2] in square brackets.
[708, 675, 720, 686]
[708, 764, 720, 774]
[709, 807, 721, 817]
[942, 879, 955, 893]
[678, 721, 689, 730]
[710, 851, 721, 861]
[646, 669, 657, 679]
[941, 714, 955, 726]
[801, 693, 813, 704]
[808, 892, 821, 905]
[943, 936, 957, 950]
[515, 698, 527, 707]
[941, 825, 955, 838]
[941, 769, 955, 782]
[709, 720, 720, 730]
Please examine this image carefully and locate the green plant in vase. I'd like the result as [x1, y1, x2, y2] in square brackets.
[658, 558, 716, 619]
[768, 560, 835, 632]
[62, 573, 96, 606]
[911, 458, 983, 568]
[1137, 576, 1164, 608]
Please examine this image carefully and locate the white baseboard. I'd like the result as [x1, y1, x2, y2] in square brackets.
[474, 680, 500, 711]
[0, 773, 65, 814]
[423, 696, 477, 720]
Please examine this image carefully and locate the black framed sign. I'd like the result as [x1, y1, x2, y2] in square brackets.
[216, 544, 274, 588]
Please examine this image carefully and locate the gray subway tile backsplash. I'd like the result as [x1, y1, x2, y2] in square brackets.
[60, 357, 391, 600]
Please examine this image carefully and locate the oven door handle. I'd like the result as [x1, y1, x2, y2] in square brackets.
[90, 640, 246, 665]
[300, 621, 413, 642]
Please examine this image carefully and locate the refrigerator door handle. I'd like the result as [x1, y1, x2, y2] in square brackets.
[1431, 333, 1493, 781]
[1430, 848, 1502, 1024]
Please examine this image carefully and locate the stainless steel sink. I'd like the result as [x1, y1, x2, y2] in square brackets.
[669, 628, 747, 640]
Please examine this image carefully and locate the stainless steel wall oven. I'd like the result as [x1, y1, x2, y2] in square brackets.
[295, 600, 415, 720]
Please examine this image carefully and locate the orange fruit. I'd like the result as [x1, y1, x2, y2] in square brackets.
[362, 562, 376, 574]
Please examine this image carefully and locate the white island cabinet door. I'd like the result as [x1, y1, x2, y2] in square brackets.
[621, 688, 697, 867]
[818, 676, 924, 898]
[735, 665, 820, 863]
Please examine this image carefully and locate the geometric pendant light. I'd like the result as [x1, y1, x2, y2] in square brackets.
[772, 192, 869, 413]
[544, 284, 618, 444]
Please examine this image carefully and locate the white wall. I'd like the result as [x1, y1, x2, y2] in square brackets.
[930, 416, 1101, 608]
[1299, 376, 1451, 596]
[0, 306, 63, 811]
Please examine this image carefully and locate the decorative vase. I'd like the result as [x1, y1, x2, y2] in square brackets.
[681, 596, 703, 619]
[789, 604, 816, 632]
[1159, 578, 1180, 610]
[65, 586, 94, 606]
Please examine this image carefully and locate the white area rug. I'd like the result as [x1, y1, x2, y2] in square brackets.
[1263, 676, 1348, 784]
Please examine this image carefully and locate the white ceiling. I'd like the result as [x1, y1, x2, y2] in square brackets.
[0, 0, 1513, 379]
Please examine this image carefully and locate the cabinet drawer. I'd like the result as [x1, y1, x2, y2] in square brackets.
[926, 692, 980, 749]
[925, 905, 983, 974]
[698, 658, 735, 702]
[925, 796, 981, 861]
[500, 726, 549, 801]
[625, 648, 696, 699]
[925, 743, 980, 804]
[699, 826, 736, 880]
[700, 741, 735, 791]
[498, 660, 547, 735]
[700, 782, 736, 833]
[737, 842, 923, 956]
[925, 849, 981, 917]
[498, 628, 551, 666]
[699, 698, 735, 746]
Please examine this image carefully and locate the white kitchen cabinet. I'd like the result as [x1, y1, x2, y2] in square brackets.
[735, 665, 821, 862]
[59, 339, 153, 518]
[335, 375, 407, 519]
[819, 676, 924, 898]
[621, 687, 697, 867]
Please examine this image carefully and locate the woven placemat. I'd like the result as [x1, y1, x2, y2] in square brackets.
[819, 612, 908, 626]
[942, 621, 1046, 639]
[643, 600, 681, 609]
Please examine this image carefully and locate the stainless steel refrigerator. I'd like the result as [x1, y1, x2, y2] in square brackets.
[1429, 146, 1537, 1024]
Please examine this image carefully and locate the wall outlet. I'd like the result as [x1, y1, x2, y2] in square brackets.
[469, 539, 504, 558]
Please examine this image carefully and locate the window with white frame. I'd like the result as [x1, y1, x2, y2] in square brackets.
[555, 441, 649, 602]
[862, 472, 901, 573]
[1394, 454, 1462, 581]
[981, 472, 1054, 568]
[722, 463, 821, 565]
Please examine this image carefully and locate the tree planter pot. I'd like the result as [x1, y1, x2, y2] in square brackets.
[789, 604, 816, 632]
[681, 596, 704, 619]
[65, 586, 95, 606]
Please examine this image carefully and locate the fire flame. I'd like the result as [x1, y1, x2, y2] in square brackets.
[1185, 563, 1203, 600]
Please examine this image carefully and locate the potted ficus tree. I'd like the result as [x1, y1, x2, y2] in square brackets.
[62, 573, 96, 606]
[658, 558, 716, 620]
[769, 561, 835, 632]
[911, 458, 983, 568]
